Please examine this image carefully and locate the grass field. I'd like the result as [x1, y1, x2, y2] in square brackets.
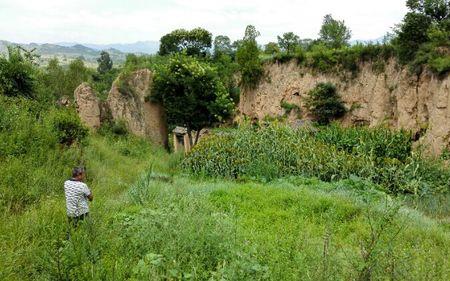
[1, 134, 449, 280]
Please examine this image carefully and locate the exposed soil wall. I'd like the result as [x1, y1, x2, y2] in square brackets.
[238, 60, 450, 155]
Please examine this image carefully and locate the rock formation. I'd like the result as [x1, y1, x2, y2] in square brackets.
[73, 70, 168, 147]
[238, 60, 450, 155]
[74, 83, 101, 129]
[107, 69, 168, 146]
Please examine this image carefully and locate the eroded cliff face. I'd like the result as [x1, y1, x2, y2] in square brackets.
[74, 69, 168, 147]
[238, 60, 450, 155]
[108, 69, 168, 146]
[74, 83, 102, 129]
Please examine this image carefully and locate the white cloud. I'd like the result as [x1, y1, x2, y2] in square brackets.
[0, 0, 408, 44]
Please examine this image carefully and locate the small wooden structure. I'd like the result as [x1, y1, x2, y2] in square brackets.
[173, 126, 192, 153]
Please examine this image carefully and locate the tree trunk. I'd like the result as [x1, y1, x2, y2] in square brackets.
[194, 129, 202, 145]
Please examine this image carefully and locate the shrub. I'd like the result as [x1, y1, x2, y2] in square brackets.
[111, 119, 128, 136]
[50, 109, 88, 145]
[0, 46, 36, 98]
[280, 100, 300, 115]
[304, 82, 346, 125]
[236, 39, 263, 89]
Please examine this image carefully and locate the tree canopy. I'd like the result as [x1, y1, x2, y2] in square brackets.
[236, 25, 263, 89]
[0, 46, 36, 98]
[97, 51, 113, 74]
[151, 54, 234, 142]
[158, 28, 212, 57]
[319, 14, 352, 49]
[277, 32, 300, 54]
[213, 35, 233, 58]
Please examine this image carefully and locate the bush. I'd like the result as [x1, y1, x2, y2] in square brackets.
[0, 46, 36, 98]
[183, 123, 450, 195]
[304, 82, 346, 125]
[236, 40, 264, 89]
[50, 109, 88, 145]
[0, 96, 83, 211]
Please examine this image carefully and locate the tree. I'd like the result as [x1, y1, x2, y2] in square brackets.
[97, 51, 113, 74]
[395, 12, 432, 62]
[244, 25, 260, 41]
[406, 0, 449, 21]
[0, 46, 35, 98]
[277, 32, 300, 54]
[43, 58, 66, 98]
[395, 0, 449, 63]
[158, 28, 212, 56]
[236, 25, 263, 89]
[213, 35, 233, 58]
[264, 42, 280, 55]
[152, 54, 234, 145]
[304, 82, 346, 125]
[319, 14, 352, 49]
[66, 59, 91, 95]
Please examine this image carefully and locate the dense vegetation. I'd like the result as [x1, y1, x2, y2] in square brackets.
[0, 1, 449, 280]
[184, 123, 450, 196]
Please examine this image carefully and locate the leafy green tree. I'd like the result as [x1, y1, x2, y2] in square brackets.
[305, 82, 346, 125]
[42, 58, 66, 98]
[277, 32, 300, 54]
[319, 14, 352, 49]
[406, 0, 449, 21]
[395, 0, 449, 63]
[0, 46, 35, 98]
[66, 59, 91, 95]
[244, 25, 261, 41]
[97, 51, 113, 74]
[395, 12, 432, 62]
[158, 28, 212, 56]
[236, 25, 263, 89]
[152, 54, 234, 145]
[264, 42, 280, 55]
[213, 35, 233, 58]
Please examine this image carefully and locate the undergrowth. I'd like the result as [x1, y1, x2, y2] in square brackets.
[183, 122, 450, 195]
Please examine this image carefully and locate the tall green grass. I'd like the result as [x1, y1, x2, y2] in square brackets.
[183, 123, 450, 195]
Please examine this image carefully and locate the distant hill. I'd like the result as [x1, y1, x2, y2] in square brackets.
[57, 41, 160, 54]
[0, 40, 130, 67]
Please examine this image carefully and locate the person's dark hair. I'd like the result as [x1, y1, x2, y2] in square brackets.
[72, 167, 85, 178]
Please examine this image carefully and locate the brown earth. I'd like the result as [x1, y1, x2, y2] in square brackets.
[74, 70, 168, 147]
[238, 59, 450, 155]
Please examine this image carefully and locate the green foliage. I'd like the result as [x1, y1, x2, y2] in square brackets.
[96, 50, 113, 74]
[319, 14, 352, 49]
[236, 25, 264, 89]
[304, 82, 346, 125]
[1, 132, 449, 280]
[0, 46, 36, 98]
[0, 95, 83, 211]
[159, 28, 212, 56]
[277, 32, 300, 54]
[394, 0, 450, 73]
[395, 12, 433, 63]
[315, 123, 412, 161]
[263, 42, 280, 55]
[50, 108, 88, 145]
[213, 35, 233, 58]
[91, 68, 120, 100]
[184, 123, 450, 195]
[280, 100, 300, 115]
[152, 54, 234, 133]
[99, 119, 128, 137]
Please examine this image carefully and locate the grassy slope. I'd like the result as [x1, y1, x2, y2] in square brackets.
[1, 135, 449, 280]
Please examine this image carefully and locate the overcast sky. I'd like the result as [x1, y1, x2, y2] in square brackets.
[0, 0, 408, 44]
